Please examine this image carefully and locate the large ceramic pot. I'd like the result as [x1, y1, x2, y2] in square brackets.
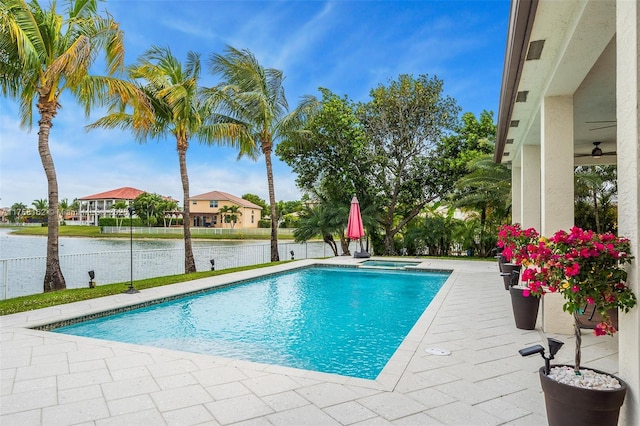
[501, 263, 521, 290]
[539, 366, 627, 426]
[509, 286, 539, 329]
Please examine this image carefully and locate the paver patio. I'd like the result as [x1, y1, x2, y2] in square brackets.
[0, 258, 618, 425]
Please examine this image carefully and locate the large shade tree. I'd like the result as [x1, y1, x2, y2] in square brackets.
[1, 0, 126, 291]
[90, 46, 252, 273]
[358, 74, 460, 254]
[208, 46, 295, 262]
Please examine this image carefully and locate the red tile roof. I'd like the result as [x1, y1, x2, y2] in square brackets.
[190, 191, 262, 209]
[79, 187, 145, 201]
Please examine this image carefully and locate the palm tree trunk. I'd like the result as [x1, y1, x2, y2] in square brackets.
[178, 145, 196, 273]
[38, 98, 66, 292]
[592, 189, 601, 233]
[264, 149, 280, 261]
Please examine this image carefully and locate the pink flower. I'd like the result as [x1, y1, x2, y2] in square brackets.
[571, 285, 580, 293]
[564, 263, 580, 277]
[522, 288, 531, 297]
[594, 323, 608, 336]
[586, 296, 594, 304]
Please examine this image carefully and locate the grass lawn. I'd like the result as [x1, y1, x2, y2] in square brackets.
[0, 262, 285, 316]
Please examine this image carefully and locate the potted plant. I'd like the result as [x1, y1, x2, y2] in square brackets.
[497, 223, 539, 289]
[520, 226, 637, 426]
[497, 224, 541, 329]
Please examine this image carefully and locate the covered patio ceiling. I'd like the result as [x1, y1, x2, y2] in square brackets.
[496, 0, 617, 166]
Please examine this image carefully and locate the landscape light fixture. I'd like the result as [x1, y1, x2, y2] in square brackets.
[125, 207, 139, 294]
[290, 250, 295, 260]
[210, 259, 215, 271]
[88, 270, 95, 288]
[591, 141, 603, 158]
[519, 337, 564, 375]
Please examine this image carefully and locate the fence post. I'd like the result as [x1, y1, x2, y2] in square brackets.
[2, 260, 8, 300]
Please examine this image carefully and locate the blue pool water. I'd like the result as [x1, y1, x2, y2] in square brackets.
[53, 266, 449, 379]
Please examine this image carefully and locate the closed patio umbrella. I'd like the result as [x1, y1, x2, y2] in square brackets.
[346, 195, 369, 257]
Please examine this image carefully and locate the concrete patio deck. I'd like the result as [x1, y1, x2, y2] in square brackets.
[1, 258, 618, 425]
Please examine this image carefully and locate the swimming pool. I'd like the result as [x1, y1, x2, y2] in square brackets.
[52, 266, 450, 379]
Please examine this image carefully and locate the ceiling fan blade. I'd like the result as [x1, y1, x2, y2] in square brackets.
[589, 124, 617, 130]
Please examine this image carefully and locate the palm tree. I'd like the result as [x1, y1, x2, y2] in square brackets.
[452, 154, 511, 256]
[112, 200, 128, 231]
[32, 198, 48, 222]
[91, 46, 252, 273]
[1, 0, 125, 291]
[208, 46, 297, 262]
[294, 204, 341, 256]
[219, 205, 242, 229]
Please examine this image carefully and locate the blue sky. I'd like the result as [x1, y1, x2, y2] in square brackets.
[0, 0, 510, 209]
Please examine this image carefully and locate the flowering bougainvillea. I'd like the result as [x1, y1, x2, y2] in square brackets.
[497, 223, 540, 265]
[500, 225, 636, 372]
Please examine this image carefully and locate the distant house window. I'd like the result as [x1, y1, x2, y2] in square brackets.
[192, 201, 197, 205]
[251, 212, 254, 224]
[210, 200, 218, 208]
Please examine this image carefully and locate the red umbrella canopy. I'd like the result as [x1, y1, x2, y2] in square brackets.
[346, 195, 365, 239]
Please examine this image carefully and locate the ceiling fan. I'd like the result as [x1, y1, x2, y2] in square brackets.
[587, 120, 616, 131]
[575, 141, 617, 158]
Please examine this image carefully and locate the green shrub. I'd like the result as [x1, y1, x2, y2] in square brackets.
[98, 217, 144, 226]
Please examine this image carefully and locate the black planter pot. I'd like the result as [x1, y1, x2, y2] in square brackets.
[509, 286, 539, 329]
[501, 263, 521, 290]
[539, 366, 627, 426]
[495, 254, 507, 272]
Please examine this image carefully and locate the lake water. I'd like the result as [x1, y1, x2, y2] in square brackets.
[0, 227, 264, 259]
[0, 228, 345, 299]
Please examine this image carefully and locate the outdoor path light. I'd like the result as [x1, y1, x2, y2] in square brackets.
[88, 270, 95, 288]
[210, 259, 215, 271]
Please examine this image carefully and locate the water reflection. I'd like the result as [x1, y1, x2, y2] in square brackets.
[0, 227, 266, 259]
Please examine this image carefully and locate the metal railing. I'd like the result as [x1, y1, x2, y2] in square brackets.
[0, 241, 335, 300]
[100, 226, 296, 237]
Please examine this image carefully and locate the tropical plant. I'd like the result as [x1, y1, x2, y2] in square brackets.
[8, 202, 27, 223]
[90, 46, 252, 273]
[1, 0, 125, 291]
[31, 198, 48, 222]
[519, 227, 636, 372]
[208, 46, 308, 262]
[219, 205, 242, 229]
[293, 204, 342, 256]
[452, 154, 511, 257]
[430, 110, 497, 195]
[111, 200, 128, 230]
[574, 165, 617, 234]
